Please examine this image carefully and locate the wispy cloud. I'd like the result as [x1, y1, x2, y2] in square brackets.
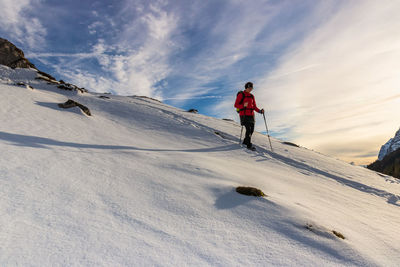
[5, 0, 400, 164]
[157, 1, 318, 110]
[25, 0, 312, 102]
[252, 0, 400, 164]
[0, 0, 46, 49]
[28, 0, 180, 98]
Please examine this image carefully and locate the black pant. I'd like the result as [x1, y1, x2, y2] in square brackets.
[240, 116, 255, 148]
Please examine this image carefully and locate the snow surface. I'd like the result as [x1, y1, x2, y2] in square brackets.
[1, 65, 400, 266]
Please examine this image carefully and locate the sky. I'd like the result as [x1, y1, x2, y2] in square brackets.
[0, 0, 399, 165]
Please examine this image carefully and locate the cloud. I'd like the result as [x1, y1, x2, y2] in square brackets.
[88, 21, 103, 35]
[110, 2, 180, 97]
[24, 1, 309, 103]
[157, 1, 312, 109]
[0, 0, 46, 49]
[252, 0, 400, 164]
[28, 1, 180, 98]
[8, 0, 399, 165]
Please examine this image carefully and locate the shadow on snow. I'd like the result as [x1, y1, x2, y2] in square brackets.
[0, 131, 240, 153]
[257, 145, 400, 207]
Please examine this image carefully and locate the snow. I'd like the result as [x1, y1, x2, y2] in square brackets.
[1, 65, 400, 266]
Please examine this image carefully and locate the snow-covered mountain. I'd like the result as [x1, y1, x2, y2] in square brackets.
[378, 128, 400, 160]
[1, 64, 400, 266]
[369, 128, 400, 178]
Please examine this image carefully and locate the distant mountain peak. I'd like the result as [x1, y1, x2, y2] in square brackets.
[378, 127, 400, 161]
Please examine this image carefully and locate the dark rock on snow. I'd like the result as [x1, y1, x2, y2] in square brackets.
[368, 148, 400, 179]
[58, 99, 91, 116]
[15, 82, 34, 90]
[282, 141, 300, 147]
[58, 84, 88, 94]
[37, 70, 56, 81]
[236, 186, 265, 197]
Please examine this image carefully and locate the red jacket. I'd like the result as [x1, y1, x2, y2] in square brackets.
[234, 91, 260, 116]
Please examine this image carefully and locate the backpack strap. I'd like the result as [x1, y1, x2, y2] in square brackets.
[237, 91, 244, 105]
[236, 91, 255, 113]
[237, 91, 254, 105]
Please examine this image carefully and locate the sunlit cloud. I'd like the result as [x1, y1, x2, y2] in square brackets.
[2, 0, 399, 165]
[253, 0, 400, 164]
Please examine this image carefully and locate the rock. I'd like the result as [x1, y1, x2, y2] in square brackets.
[35, 75, 59, 84]
[378, 128, 400, 160]
[282, 141, 300, 147]
[187, 109, 198, 113]
[236, 186, 265, 197]
[58, 99, 91, 116]
[368, 148, 400, 178]
[37, 70, 57, 81]
[305, 223, 345, 240]
[214, 131, 225, 139]
[1, 38, 87, 94]
[0, 38, 36, 69]
[15, 82, 33, 90]
[57, 84, 88, 94]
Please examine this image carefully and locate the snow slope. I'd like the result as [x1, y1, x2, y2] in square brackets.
[1, 65, 400, 266]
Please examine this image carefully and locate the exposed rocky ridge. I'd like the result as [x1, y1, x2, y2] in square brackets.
[368, 148, 400, 179]
[0, 38, 36, 69]
[0, 37, 87, 94]
[378, 128, 400, 160]
[368, 128, 400, 178]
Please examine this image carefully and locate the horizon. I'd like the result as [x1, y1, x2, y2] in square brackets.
[1, 0, 400, 165]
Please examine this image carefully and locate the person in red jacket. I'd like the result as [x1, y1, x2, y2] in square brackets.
[234, 82, 264, 150]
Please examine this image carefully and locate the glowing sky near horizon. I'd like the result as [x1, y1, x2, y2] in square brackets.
[1, 0, 399, 165]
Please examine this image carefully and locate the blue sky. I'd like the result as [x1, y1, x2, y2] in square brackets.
[1, 0, 400, 165]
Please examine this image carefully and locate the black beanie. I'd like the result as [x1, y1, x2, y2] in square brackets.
[245, 82, 253, 89]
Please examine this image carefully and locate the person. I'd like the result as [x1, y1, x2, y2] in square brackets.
[234, 82, 264, 150]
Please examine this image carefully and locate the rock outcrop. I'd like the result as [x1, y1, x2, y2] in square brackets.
[0, 38, 36, 69]
[1, 37, 88, 94]
[58, 99, 91, 116]
[368, 127, 400, 178]
[378, 128, 400, 161]
[368, 148, 400, 178]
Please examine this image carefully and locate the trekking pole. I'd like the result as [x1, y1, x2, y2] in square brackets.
[239, 125, 244, 145]
[263, 112, 273, 152]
